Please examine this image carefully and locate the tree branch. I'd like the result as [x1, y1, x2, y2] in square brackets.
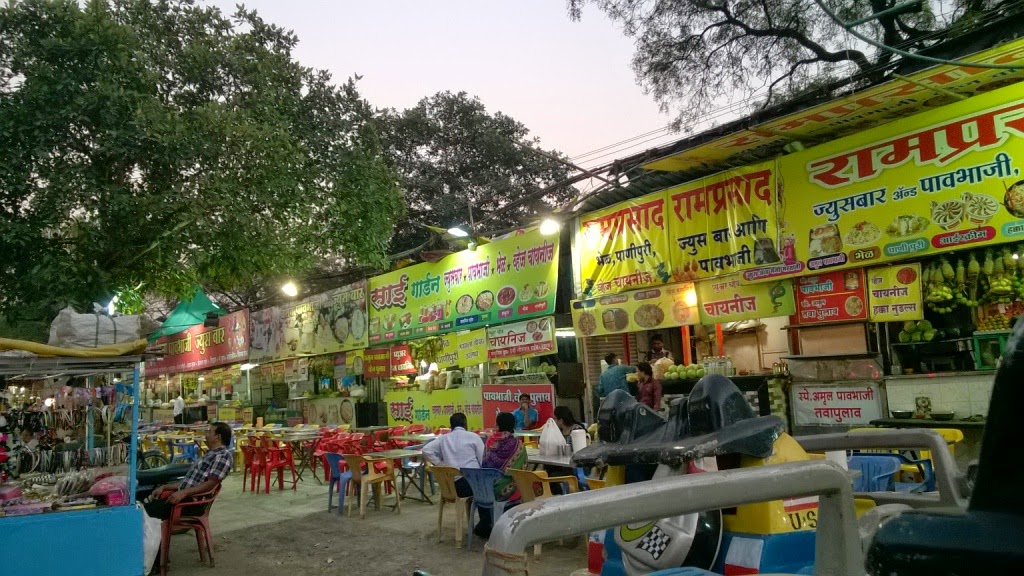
[762, 57, 817, 108]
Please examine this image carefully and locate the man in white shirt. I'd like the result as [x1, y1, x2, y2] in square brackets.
[421, 412, 484, 498]
[172, 393, 186, 424]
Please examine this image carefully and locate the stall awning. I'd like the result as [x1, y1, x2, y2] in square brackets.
[147, 287, 225, 342]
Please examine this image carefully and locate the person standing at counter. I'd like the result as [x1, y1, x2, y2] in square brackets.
[635, 361, 662, 411]
[645, 334, 673, 363]
[596, 353, 637, 418]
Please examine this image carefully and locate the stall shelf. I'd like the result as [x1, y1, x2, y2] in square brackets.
[0, 355, 144, 576]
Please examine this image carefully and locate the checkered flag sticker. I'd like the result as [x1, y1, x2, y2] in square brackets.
[637, 525, 671, 560]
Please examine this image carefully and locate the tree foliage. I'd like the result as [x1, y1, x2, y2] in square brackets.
[569, 0, 1024, 129]
[0, 0, 404, 324]
[380, 91, 573, 253]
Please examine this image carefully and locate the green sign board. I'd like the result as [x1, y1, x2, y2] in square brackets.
[368, 229, 559, 344]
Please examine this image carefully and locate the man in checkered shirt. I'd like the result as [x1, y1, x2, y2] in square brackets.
[144, 422, 233, 520]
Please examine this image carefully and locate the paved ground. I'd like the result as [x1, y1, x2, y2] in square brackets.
[165, 471, 589, 576]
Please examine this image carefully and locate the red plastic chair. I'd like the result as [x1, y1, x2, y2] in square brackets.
[437, 428, 451, 435]
[407, 424, 426, 435]
[389, 426, 409, 449]
[240, 443, 258, 492]
[258, 437, 297, 492]
[159, 484, 222, 575]
[371, 429, 390, 451]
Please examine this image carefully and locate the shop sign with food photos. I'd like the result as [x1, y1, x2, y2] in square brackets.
[775, 84, 1024, 277]
[249, 280, 368, 363]
[867, 264, 925, 322]
[367, 229, 559, 344]
[794, 269, 868, 324]
[696, 278, 796, 324]
[570, 282, 699, 337]
[486, 316, 555, 361]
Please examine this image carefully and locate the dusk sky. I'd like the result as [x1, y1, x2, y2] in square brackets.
[206, 1, 685, 170]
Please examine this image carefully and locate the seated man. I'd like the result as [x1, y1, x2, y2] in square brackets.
[145, 421, 233, 519]
[512, 393, 539, 430]
[421, 412, 484, 498]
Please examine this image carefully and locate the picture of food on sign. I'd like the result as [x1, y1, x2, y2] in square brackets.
[962, 192, 999, 226]
[1005, 180, 1024, 219]
[352, 356, 364, 376]
[369, 317, 380, 334]
[521, 284, 534, 301]
[400, 312, 413, 329]
[843, 221, 882, 246]
[845, 296, 864, 317]
[754, 238, 781, 265]
[538, 317, 550, 331]
[809, 224, 843, 258]
[535, 282, 550, 299]
[497, 286, 517, 307]
[885, 215, 929, 238]
[350, 308, 366, 340]
[383, 313, 397, 331]
[601, 308, 629, 332]
[526, 320, 538, 333]
[930, 200, 965, 231]
[532, 331, 544, 342]
[844, 271, 861, 291]
[577, 312, 597, 336]
[633, 304, 665, 328]
[671, 301, 691, 324]
[895, 266, 918, 285]
[455, 294, 474, 315]
[476, 290, 494, 311]
[332, 316, 350, 343]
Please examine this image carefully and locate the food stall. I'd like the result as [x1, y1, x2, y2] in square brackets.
[368, 228, 561, 430]
[1, 350, 145, 576]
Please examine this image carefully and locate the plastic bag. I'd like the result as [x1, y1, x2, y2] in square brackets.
[142, 506, 162, 574]
[538, 418, 566, 456]
[48, 306, 141, 349]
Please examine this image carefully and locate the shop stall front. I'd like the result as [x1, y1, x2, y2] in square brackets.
[1, 352, 145, 576]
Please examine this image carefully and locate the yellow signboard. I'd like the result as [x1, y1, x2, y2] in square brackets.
[456, 329, 488, 367]
[697, 278, 796, 324]
[664, 161, 781, 280]
[774, 84, 1024, 279]
[866, 264, 924, 322]
[571, 282, 698, 337]
[385, 388, 484, 430]
[578, 190, 672, 297]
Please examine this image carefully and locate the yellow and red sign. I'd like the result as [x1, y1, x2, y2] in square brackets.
[486, 316, 555, 361]
[866, 264, 924, 322]
[571, 282, 698, 337]
[696, 278, 795, 324]
[774, 83, 1024, 278]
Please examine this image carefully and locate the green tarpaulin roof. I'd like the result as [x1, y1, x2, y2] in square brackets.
[147, 287, 225, 342]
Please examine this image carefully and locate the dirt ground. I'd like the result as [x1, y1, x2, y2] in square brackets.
[166, 474, 588, 576]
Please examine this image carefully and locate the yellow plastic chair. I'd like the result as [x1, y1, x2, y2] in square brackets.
[344, 454, 402, 519]
[431, 466, 471, 546]
[510, 469, 580, 556]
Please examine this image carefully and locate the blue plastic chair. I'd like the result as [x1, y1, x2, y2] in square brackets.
[323, 453, 353, 516]
[460, 467, 517, 550]
[170, 440, 199, 464]
[848, 454, 902, 492]
[400, 444, 436, 497]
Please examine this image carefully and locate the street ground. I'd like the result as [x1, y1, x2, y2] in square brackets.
[165, 471, 589, 576]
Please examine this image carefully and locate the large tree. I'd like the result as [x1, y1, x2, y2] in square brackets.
[569, 0, 1024, 129]
[0, 0, 404, 326]
[380, 91, 574, 254]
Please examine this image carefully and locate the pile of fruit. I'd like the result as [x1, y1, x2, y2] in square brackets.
[898, 320, 937, 343]
[922, 248, 1024, 316]
[977, 313, 1010, 331]
[663, 363, 705, 381]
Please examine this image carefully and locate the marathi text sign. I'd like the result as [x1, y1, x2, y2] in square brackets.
[364, 347, 391, 378]
[390, 345, 417, 376]
[577, 190, 672, 297]
[792, 384, 882, 426]
[571, 282, 698, 337]
[794, 269, 868, 324]
[487, 316, 555, 361]
[368, 229, 558, 344]
[385, 388, 484, 430]
[481, 384, 555, 428]
[696, 278, 795, 324]
[666, 161, 781, 280]
[146, 309, 250, 376]
[776, 84, 1024, 278]
[457, 329, 488, 367]
[249, 280, 368, 362]
[867, 264, 924, 322]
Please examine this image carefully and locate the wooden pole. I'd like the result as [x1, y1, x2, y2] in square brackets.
[715, 323, 725, 356]
[681, 326, 692, 365]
